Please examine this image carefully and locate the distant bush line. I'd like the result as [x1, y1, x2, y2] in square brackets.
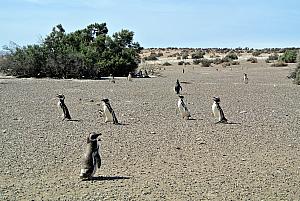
[0, 23, 142, 79]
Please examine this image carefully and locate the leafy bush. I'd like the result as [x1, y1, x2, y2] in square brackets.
[201, 59, 213, 67]
[279, 50, 297, 63]
[193, 59, 201, 65]
[181, 53, 189, 59]
[144, 54, 158, 61]
[231, 61, 240, 65]
[222, 62, 231, 68]
[288, 51, 300, 84]
[191, 51, 205, 59]
[225, 52, 238, 60]
[162, 62, 172, 66]
[252, 51, 261, 57]
[271, 61, 288, 67]
[268, 53, 279, 60]
[178, 61, 185, 65]
[0, 23, 142, 78]
[247, 57, 258, 63]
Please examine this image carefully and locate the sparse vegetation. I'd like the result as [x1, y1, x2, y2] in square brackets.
[252, 51, 261, 57]
[191, 51, 205, 59]
[231, 61, 240, 65]
[193, 59, 201, 65]
[144, 54, 158, 61]
[162, 62, 172, 66]
[201, 59, 213, 67]
[178, 61, 185, 65]
[224, 52, 238, 60]
[247, 57, 258, 63]
[271, 61, 288, 67]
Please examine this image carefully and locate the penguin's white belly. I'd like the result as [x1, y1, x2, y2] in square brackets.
[103, 107, 113, 122]
[178, 101, 190, 118]
[80, 152, 97, 177]
[212, 103, 220, 120]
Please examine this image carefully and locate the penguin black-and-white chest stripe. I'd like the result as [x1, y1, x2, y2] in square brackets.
[102, 101, 119, 124]
[212, 101, 227, 122]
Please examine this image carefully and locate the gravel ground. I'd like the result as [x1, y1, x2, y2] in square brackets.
[0, 61, 299, 200]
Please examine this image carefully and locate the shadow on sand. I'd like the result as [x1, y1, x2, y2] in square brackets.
[66, 119, 81, 122]
[82, 176, 130, 181]
[215, 121, 241, 125]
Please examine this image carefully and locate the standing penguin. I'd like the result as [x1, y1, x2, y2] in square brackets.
[212, 97, 228, 123]
[56, 94, 71, 120]
[243, 73, 249, 84]
[80, 132, 101, 180]
[127, 72, 133, 81]
[174, 79, 182, 94]
[177, 95, 191, 120]
[101, 98, 119, 124]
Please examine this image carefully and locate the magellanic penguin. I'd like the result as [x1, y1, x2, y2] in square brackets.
[243, 73, 249, 84]
[101, 98, 119, 124]
[109, 74, 115, 83]
[212, 97, 228, 123]
[80, 132, 101, 180]
[174, 79, 182, 94]
[127, 72, 132, 81]
[56, 94, 71, 120]
[177, 95, 191, 120]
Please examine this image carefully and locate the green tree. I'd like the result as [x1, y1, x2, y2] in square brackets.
[0, 23, 142, 79]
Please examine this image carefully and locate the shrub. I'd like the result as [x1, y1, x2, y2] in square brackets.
[279, 50, 297, 63]
[268, 53, 279, 61]
[288, 51, 300, 84]
[162, 62, 172, 66]
[222, 62, 231, 68]
[193, 59, 201, 65]
[225, 52, 238, 60]
[144, 54, 158, 61]
[178, 61, 185, 65]
[252, 51, 261, 57]
[191, 51, 205, 59]
[213, 58, 222, 65]
[201, 59, 212, 67]
[271, 61, 288, 67]
[181, 53, 189, 59]
[247, 57, 258, 63]
[231, 61, 240, 65]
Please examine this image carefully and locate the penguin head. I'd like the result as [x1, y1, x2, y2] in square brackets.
[101, 98, 109, 103]
[87, 132, 101, 143]
[213, 97, 220, 102]
[176, 79, 179, 83]
[179, 95, 184, 99]
[56, 94, 65, 100]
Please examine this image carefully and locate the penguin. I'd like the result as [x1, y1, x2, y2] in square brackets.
[177, 95, 191, 120]
[243, 73, 249, 84]
[174, 79, 182, 94]
[109, 74, 115, 83]
[101, 98, 119, 124]
[127, 72, 132, 81]
[212, 97, 228, 123]
[80, 132, 101, 180]
[56, 94, 71, 120]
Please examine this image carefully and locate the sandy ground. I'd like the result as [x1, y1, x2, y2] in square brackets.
[0, 61, 299, 200]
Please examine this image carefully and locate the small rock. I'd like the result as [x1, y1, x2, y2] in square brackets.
[2, 129, 7, 133]
[239, 111, 247, 114]
[150, 131, 156, 134]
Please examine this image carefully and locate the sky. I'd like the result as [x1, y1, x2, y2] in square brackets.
[1, 0, 300, 49]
